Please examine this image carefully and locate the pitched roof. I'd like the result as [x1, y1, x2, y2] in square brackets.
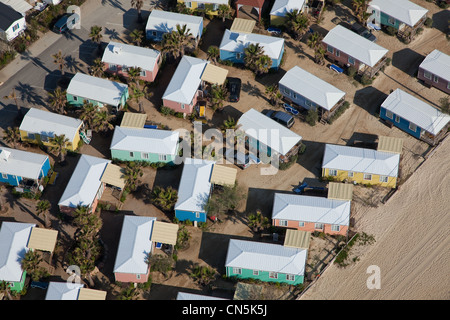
[0, 0, 31, 16]
[279, 66, 345, 110]
[110, 126, 180, 155]
[0, 222, 35, 283]
[225, 239, 307, 276]
[368, 0, 428, 27]
[162, 56, 208, 105]
[58, 155, 110, 208]
[45, 282, 84, 300]
[322, 144, 400, 177]
[272, 193, 351, 226]
[113, 216, 155, 274]
[177, 292, 228, 300]
[419, 49, 450, 82]
[0, 2, 23, 30]
[237, 108, 302, 156]
[0, 147, 49, 180]
[145, 10, 203, 38]
[270, 0, 306, 17]
[67, 73, 128, 107]
[174, 158, 214, 213]
[102, 41, 160, 71]
[19, 108, 83, 141]
[322, 25, 388, 67]
[381, 89, 450, 136]
[219, 29, 285, 60]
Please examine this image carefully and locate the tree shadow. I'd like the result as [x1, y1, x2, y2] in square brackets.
[15, 82, 46, 108]
[104, 27, 125, 43]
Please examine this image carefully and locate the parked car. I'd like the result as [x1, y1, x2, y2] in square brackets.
[351, 22, 377, 42]
[267, 27, 281, 36]
[225, 149, 251, 169]
[53, 13, 79, 34]
[262, 109, 295, 128]
[227, 77, 241, 102]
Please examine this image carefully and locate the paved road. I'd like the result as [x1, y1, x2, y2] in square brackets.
[0, 0, 155, 132]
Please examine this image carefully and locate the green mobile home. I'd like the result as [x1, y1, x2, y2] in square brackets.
[66, 73, 129, 111]
[225, 239, 307, 285]
[110, 126, 180, 164]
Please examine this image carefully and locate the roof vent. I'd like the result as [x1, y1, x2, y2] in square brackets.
[112, 45, 122, 54]
[237, 35, 247, 44]
[0, 150, 11, 162]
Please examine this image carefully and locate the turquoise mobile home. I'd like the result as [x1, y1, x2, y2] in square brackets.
[0, 147, 51, 189]
[219, 29, 285, 70]
[110, 126, 180, 164]
[225, 239, 307, 285]
[66, 73, 129, 111]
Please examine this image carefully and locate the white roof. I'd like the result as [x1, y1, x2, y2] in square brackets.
[58, 154, 110, 208]
[0, 147, 48, 180]
[174, 158, 214, 213]
[176, 292, 227, 300]
[0, 222, 35, 283]
[0, 0, 32, 15]
[322, 144, 400, 177]
[270, 0, 306, 17]
[111, 126, 179, 155]
[237, 108, 302, 156]
[419, 49, 450, 82]
[45, 282, 84, 300]
[145, 10, 203, 38]
[322, 25, 388, 67]
[381, 89, 450, 136]
[162, 56, 208, 105]
[113, 216, 155, 275]
[225, 239, 307, 276]
[20, 108, 83, 141]
[272, 193, 351, 226]
[67, 73, 128, 107]
[368, 0, 428, 27]
[102, 41, 160, 72]
[279, 66, 345, 110]
[219, 29, 285, 60]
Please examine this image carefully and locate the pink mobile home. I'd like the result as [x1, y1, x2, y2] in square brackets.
[417, 49, 450, 94]
[102, 41, 161, 82]
[162, 56, 207, 115]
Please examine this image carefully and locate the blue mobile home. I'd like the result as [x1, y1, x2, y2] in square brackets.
[380, 89, 450, 145]
[219, 30, 285, 70]
[174, 158, 214, 223]
[0, 147, 51, 188]
[145, 10, 203, 43]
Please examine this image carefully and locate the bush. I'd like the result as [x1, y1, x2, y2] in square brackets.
[347, 66, 357, 78]
[360, 75, 373, 86]
[386, 26, 397, 36]
[424, 17, 433, 28]
[328, 101, 350, 124]
[305, 108, 318, 126]
[160, 106, 175, 116]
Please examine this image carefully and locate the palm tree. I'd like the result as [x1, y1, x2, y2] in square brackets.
[307, 31, 323, 50]
[79, 102, 97, 129]
[217, 4, 232, 22]
[162, 24, 193, 61]
[92, 111, 114, 133]
[3, 88, 21, 114]
[314, 46, 326, 65]
[254, 55, 272, 76]
[210, 84, 228, 111]
[206, 45, 220, 65]
[243, 43, 264, 71]
[352, 0, 370, 25]
[129, 28, 144, 46]
[221, 116, 236, 132]
[189, 264, 216, 286]
[49, 134, 70, 163]
[21, 250, 47, 282]
[286, 9, 310, 40]
[2, 127, 21, 148]
[131, 0, 144, 23]
[89, 25, 103, 55]
[265, 85, 282, 106]
[48, 87, 67, 114]
[52, 50, 66, 76]
[0, 281, 13, 300]
[36, 200, 51, 228]
[247, 209, 270, 233]
[118, 283, 140, 300]
[124, 161, 143, 192]
[89, 58, 105, 78]
[152, 186, 178, 211]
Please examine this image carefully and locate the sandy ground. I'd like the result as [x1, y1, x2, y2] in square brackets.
[1, 0, 449, 300]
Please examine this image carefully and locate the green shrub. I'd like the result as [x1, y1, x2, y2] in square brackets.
[347, 66, 357, 78]
[424, 17, 433, 28]
[305, 108, 318, 126]
[360, 75, 373, 86]
[386, 26, 397, 36]
[160, 106, 175, 116]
